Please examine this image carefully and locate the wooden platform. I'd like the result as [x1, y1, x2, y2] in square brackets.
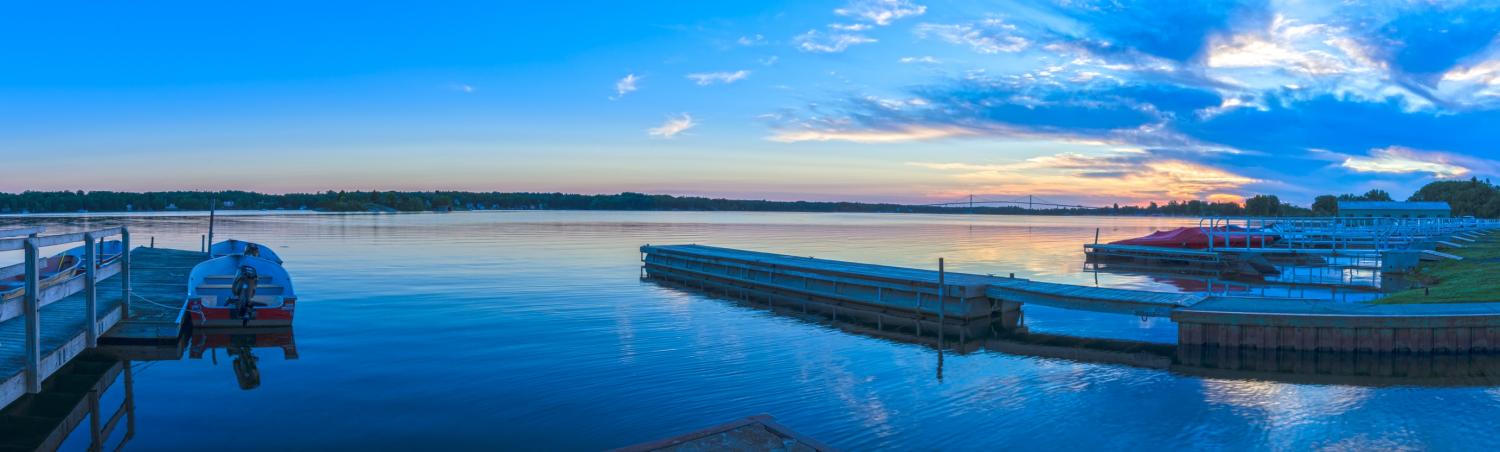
[1, 247, 199, 411]
[643, 244, 1212, 318]
[99, 247, 202, 345]
[612, 414, 835, 452]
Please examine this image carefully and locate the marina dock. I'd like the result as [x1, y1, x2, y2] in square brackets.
[643, 242, 1500, 354]
[0, 228, 197, 410]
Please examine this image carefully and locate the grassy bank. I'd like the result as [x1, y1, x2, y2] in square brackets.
[1377, 231, 1500, 304]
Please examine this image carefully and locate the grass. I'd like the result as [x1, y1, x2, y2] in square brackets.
[1376, 231, 1500, 304]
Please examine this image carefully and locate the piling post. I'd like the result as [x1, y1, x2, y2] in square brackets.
[121, 228, 132, 318]
[84, 232, 99, 347]
[938, 258, 946, 338]
[201, 234, 206, 253]
[207, 199, 217, 254]
[23, 237, 41, 394]
[1095, 228, 1100, 245]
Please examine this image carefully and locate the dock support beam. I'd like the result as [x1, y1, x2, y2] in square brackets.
[85, 233, 99, 347]
[121, 228, 132, 318]
[23, 237, 42, 394]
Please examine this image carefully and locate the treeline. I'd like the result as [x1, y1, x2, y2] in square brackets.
[2, 179, 1497, 217]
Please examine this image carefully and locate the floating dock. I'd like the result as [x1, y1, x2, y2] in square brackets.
[643, 244, 1500, 354]
[1, 228, 198, 411]
[612, 414, 835, 452]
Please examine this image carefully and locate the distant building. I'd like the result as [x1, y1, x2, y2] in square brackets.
[1338, 201, 1451, 218]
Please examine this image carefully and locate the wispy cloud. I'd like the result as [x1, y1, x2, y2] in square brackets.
[737, 34, 765, 46]
[1341, 146, 1473, 178]
[835, 0, 926, 26]
[909, 151, 1258, 203]
[915, 19, 1029, 54]
[899, 56, 940, 64]
[794, 30, 876, 53]
[448, 83, 475, 93]
[686, 70, 750, 86]
[612, 74, 639, 100]
[648, 113, 696, 138]
[769, 125, 971, 143]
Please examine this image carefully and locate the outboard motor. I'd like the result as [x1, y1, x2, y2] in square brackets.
[244, 243, 261, 258]
[230, 265, 259, 325]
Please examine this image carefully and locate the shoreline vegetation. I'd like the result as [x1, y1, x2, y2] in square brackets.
[1378, 233, 1500, 304]
[2, 178, 1498, 217]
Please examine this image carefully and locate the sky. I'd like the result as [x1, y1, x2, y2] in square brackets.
[3, 0, 1500, 206]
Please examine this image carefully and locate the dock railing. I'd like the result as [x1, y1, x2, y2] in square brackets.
[0, 227, 131, 396]
[1198, 216, 1492, 253]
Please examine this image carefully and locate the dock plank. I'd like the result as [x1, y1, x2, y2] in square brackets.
[1, 247, 201, 410]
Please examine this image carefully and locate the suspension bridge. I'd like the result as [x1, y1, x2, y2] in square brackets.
[920, 195, 1110, 210]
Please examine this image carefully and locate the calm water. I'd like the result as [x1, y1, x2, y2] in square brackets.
[4, 211, 1499, 450]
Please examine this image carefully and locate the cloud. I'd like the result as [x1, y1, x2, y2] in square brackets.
[449, 83, 475, 93]
[1344, 3, 1500, 85]
[908, 151, 1258, 202]
[760, 56, 780, 66]
[648, 113, 696, 138]
[769, 125, 971, 143]
[899, 56, 940, 64]
[834, 0, 926, 26]
[915, 19, 1030, 54]
[737, 34, 765, 46]
[1045, 0, 1270, 63]
[1341, 146, 1472, 178]
[686, 70, 750, 86]
[612, 74, 639, 100]
[830, 23, 872, 31]
[794, 30, 877, 53]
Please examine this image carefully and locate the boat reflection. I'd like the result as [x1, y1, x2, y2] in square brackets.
[189, 328, 299, 390]
[648, 275, 1500, 387]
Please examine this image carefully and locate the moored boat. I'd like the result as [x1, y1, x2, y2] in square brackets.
[210, 239, 283, 264]
[186, 251, 296, 328]
[0, 252, 83, 300]
[61, 239, 126, 270]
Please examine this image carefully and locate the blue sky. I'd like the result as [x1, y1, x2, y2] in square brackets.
[3, 0, 1499, 206]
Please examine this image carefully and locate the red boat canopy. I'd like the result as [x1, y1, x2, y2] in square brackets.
[1110, 227, 1276, 249]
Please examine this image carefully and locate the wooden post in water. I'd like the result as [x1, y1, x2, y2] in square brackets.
[207, 199, 216, 254]
[23, 237, 41, 394]
[1095, 228, 1100, 245]
[84, 232, 99, 347]
[938, 258, 945, 340]
[121, 228, 132, 318]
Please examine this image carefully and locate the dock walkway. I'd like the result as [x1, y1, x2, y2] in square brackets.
[645, 244, 1500, 354]
[0, 246, 198, 411]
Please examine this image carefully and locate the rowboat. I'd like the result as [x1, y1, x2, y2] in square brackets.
[187, 247, 296, 328]
[209, 239, 283, 264]
[0, 252, 83, 300]
[61, 239, 126, 270]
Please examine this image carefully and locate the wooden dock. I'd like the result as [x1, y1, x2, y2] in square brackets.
[644, 244, 1500, 354]
[1, 227, 198, 411]
[612, 414, 835, 452]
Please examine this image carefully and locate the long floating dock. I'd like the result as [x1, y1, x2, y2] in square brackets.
[643, 244, 1500, 354]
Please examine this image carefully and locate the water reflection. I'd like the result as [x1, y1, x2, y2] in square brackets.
[648, 274, 1500, 387]
[189, 329, 299, 390]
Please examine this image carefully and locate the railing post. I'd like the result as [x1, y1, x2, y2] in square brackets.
[84, 232, 99, 347]
[121, 228, 132, 318]
[23, 237, 41, 394]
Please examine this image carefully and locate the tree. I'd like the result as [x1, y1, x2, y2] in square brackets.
[1244, 195, 1281, 216]
[1312, 195, 1338, 216]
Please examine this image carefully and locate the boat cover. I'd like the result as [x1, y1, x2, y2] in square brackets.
[1110, 227, 1277, 249]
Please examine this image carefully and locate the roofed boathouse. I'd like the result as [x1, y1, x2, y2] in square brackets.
[1338, 201, 1452, 218]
